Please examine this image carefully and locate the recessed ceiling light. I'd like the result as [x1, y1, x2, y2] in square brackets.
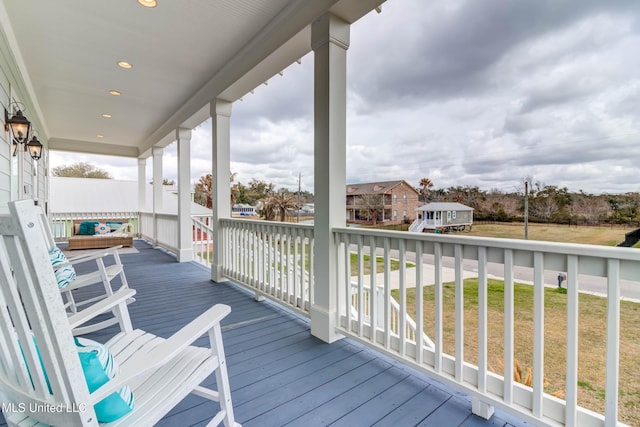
[117, 61, 133, 69]
[109, 90, 121, 96]
[97, 134, 104, 138]
[138, 0, 157, 7]
[102, 114, 112, 118]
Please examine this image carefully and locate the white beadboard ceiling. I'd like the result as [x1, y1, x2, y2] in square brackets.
[1, 0, 383, 158]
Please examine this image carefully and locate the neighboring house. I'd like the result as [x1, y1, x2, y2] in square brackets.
[232, 203, 257, 216]
[346, 180, 420, 225]
[410, 202, 474, 233]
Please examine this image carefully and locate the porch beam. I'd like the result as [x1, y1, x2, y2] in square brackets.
[176, 127, 193, 262]
[211, 99, 232, 282]
[310, 12, 349, 343]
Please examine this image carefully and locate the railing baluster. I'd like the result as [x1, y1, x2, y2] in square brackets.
[605, 258, 620, 427]
[532, 251, 545, 417]
[369, 235, 377, 344]
[399, 239, 407, 356]
[434, 241, 443, 373]
[565, 254, 579, 426]
[383, 237, 391, 350]
[477, 246, 488, 394]
[415, 241, 424, 364]
[356, 235, 364, 337]
[454, 244, 464, 382]
[503, 248, 515, 405]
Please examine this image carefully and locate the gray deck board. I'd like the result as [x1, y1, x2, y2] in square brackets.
[1, 240, 531, 427]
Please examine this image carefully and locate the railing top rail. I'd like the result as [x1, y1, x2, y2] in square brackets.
[220, 217, 314, 231]
[333, 226, 640, 262]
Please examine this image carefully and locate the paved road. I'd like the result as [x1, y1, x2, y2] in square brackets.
[356, 247, 640, 302]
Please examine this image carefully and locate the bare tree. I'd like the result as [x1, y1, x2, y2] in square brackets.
[357, 194, 384, 225]
[52, 162, 112, 179]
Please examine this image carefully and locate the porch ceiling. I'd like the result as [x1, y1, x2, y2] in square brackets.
[0, 0, 383, 158]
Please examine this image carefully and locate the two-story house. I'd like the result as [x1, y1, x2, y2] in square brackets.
[346, 180, 420, 225]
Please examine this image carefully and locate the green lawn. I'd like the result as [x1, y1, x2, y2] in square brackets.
[392, 278, 640, 425]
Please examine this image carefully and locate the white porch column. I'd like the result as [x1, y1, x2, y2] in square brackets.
[137, 158, 146, 213]
[152, 147, 163, 247]
[176, 127, 193, 262]
[311, 13, 349, 343]
[210, 99, 232, 282]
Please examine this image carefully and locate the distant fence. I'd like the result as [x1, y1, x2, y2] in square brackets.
[618, 228, 640, 247]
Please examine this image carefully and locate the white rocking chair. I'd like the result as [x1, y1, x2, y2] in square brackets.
[0, 200, 240, 426]
[36, 206, 135, 335]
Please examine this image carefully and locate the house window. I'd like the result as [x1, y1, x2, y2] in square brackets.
[452, 211, 457, 219]
[393, 210, 397, 220]
[403, 210, 407, 219]
[393, 194, 397, 202]
[403, 195, 407, 204]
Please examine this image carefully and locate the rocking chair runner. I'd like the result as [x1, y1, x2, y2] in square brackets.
[0, 200, 240, 426]
[36, 206, 135, 335]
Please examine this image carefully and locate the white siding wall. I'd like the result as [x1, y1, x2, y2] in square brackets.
[0, 24, 48, 213]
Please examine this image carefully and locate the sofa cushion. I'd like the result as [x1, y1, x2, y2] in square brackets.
[78, 221, 99, 235]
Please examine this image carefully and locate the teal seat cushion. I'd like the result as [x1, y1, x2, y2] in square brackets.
[49, 247, 76, 288]
[16, 336, 134, 423]
[106, 221, 123, 231]
[78, 221, 99, 235]
[75, 337, 135, 422]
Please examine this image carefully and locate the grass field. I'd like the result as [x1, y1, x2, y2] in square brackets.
[392, 279, 640, 425]
[467, 222, 631, 246]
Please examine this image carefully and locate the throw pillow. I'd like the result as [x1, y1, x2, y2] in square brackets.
[49, 247, 76, 288]
[94, 223, 111, 235]
[75, 337, 135, 422]
[105, 222, 123, 231]
[78, 221, 99, 235]
[15, 335, 134, 423]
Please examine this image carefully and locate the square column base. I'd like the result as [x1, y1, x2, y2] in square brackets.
[310, 306, 344, 343]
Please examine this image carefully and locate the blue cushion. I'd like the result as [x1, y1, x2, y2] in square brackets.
[78, 221, 99, 235]
[49, 247, 76, 288]
[106, 222, 123, 231]
[15, 336, 134, 423]
[74, 337, 135, 422]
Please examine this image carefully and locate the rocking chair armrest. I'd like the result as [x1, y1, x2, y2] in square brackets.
[89, 304, 231, 404]
[66, 246, 123, 264]
[67, 287, 136, 330]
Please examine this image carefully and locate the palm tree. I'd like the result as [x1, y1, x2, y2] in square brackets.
[419, 177, 433, 203]
[262, 191, 300, 222]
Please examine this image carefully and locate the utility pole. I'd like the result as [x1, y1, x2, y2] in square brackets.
[297, 172, 301, 223]
[524, 180, 529, 240]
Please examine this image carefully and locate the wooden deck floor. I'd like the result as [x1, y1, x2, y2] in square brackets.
[1, 240, 529, 426]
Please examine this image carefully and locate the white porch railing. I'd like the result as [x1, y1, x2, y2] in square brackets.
[192, 215, 214, 266]
[219, 219, 314, 315]
[139, 212, 179, 253]
[334, 227, 637, 427]
[50, 209, 634, 426]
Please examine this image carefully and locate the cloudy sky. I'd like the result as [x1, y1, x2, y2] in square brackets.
[51, 0, 640, 195]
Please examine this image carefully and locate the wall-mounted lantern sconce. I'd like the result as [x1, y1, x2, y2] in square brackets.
[4, 106, 31, 144]
[25, 135, 43, 160]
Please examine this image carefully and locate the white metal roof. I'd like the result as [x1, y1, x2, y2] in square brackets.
[50, 177, 210, 215]
[416, 202, 474, 212]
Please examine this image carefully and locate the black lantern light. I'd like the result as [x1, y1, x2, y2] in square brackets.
[4, 106, 31, 144]
[26, 135, 43, 160]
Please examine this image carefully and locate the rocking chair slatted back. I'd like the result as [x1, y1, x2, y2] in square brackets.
[0, 200, 99, 425]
